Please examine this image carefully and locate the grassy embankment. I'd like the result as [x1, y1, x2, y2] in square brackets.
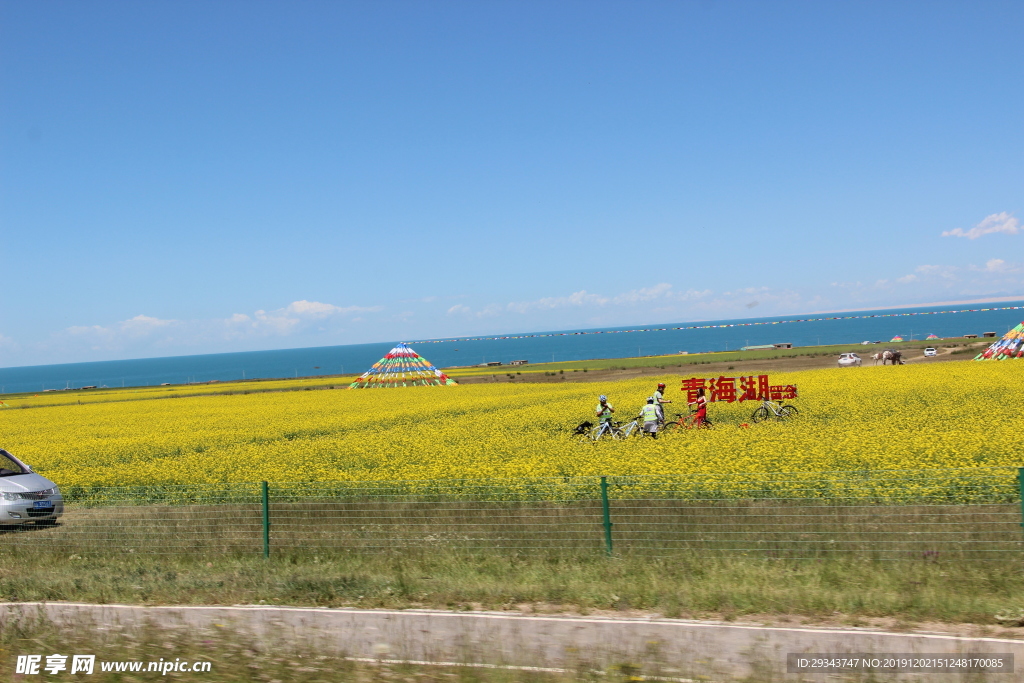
[2, 538, 1023, 626]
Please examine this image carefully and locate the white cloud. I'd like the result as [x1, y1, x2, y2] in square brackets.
[49, 299, 383, 356]
[966, 258, 1022, 274]
[915, 264, 959, 279]
[65, 314, 179, 347]
[250, 309, 301, 335]
[942, 212, 1020, 239]
[848, 260, 1024, 305]
[0, 333, 17, 351]
[503, 283, 712, 315]
[506, 290, 609, 314]
[447, 284, 798, 326]
[284, 300, 380, 318]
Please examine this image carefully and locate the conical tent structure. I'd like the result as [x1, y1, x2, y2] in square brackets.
[975, 322, 1024, 360]
[349, 343, 457, 388]
[890, 335, 904, 342]
[926, 333, 939, 340]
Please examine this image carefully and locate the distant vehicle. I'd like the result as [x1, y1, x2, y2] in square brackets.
[0, 449, 63, 527]
[924, 348, 937, 357]
[838, 353, 862, 367]
[861, 341, 873, 345]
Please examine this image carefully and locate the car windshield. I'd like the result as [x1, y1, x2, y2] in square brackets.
[0, 452, 28, 477]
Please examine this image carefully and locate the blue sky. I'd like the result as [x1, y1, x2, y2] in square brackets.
[2, 0, 1021, 367]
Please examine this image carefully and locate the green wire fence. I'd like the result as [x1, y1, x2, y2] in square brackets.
[3, 467, 1023, 560]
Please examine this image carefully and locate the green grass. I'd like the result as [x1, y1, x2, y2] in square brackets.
[4, 479, 1020, 626]
[1, 549, 1021, 625]
[444, 340, 983, 378]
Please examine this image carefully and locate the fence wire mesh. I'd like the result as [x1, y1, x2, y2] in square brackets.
[3, 468, 1022, 560]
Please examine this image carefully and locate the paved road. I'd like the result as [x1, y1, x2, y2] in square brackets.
[3, 603, 1022, 681]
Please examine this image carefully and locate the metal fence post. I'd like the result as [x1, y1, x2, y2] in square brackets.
[1018, 468, 1024, 531]
[261, 481, 270, 558]
[600, 476, 613, 556]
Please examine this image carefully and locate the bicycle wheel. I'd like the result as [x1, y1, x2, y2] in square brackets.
[778, 405, 797, 420]
[781, 405, 799, 416]
[662, 420, 683, 434]
[751, 406, 770, 423]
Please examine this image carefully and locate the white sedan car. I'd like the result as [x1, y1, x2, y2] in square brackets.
[0, 449, 63, 526]
[924, 347, 937, 357]
[838, 352, 862, 367]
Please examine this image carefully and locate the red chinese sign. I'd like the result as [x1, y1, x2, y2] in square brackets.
[680, 375, 797, 403]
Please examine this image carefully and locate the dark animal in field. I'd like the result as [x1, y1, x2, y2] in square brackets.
[572, 421, 594, 436]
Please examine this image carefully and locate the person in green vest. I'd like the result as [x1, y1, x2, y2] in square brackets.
[593, 395, 615, 437]
[641, 396, 660, 438]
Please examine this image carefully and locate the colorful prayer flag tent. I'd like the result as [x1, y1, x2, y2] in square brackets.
[890, 335, 904, 342]
[974, 322, 1024, 360]
[926, 333, 939, 340]
[349, 343, 457, 388]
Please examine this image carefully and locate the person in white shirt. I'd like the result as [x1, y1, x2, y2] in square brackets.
[653, 382, 671, 424]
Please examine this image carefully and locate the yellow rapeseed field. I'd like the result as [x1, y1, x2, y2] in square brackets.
[1, 361, 1021, 489]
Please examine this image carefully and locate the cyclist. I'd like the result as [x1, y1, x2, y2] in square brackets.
[594, 395, 615, 436]
[688, 387, 708, 428]
[653, 382, 671, 424]
[640, 396, 660, 438]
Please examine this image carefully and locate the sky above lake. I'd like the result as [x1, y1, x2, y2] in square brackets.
[2, 0, 1021, 367]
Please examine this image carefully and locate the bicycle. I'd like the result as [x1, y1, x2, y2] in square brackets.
[574, 419, 624, 442]
[662, 409, 713, 433]
[620, 414, 658, 438]
[750, 397, 798, 423]
[619, 416, 641, 438]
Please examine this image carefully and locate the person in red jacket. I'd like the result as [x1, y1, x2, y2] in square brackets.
[688, 387, 708, 428]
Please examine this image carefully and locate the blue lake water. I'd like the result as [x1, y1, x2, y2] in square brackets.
[2, 301, 1021, 394]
